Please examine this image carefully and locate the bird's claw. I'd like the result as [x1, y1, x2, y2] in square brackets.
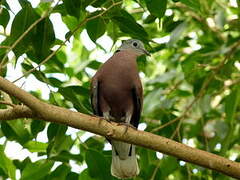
[117, 122, 136, 135]
[97, 115, 114, 126]
[98, 116, 111, 126]
[107, 129, 114, 136]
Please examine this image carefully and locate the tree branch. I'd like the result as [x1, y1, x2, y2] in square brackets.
[0, 105, 35, 120]
[0, 76, 240, 178]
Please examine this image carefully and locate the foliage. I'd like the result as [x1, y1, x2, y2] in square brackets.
[0, 0, 240, 179]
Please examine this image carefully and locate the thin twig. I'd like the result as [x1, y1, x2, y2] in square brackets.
[150, 160, 161, 180]
[151, 116, 181, 133]
[12, 1, 122, 83]
[187, 164, 192, 180]
[0, 46, 10, 49]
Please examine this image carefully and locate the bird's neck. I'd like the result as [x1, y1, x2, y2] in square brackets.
[115, 49, 138, 62]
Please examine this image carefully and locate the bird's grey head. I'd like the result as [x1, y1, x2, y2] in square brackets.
[118, 39, 150, 56]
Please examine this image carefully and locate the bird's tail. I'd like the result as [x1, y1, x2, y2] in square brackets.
[111, 140, 139, 179]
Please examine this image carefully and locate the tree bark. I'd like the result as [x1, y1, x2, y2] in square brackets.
[0, 76, 240, 179]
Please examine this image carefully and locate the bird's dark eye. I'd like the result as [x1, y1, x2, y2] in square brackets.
[133, 42, 138, 47]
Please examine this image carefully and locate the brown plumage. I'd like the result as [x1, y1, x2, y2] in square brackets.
[90, 39, 149, 179]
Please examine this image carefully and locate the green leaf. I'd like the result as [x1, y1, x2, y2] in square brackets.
[143, 88, 164, 114]
[78, 169, 95, 180]
[148, 70, 176, 84]
[48, 164, 71, 180]
[179, 0, 201, 12]
[47, 123, 74, 156]
[143, 14, 157, 24]
[168, 21, 188, 47]
[112, 10, 149, 42]
[50, 150, 83, 163]
[31, 119, 46, 137]
[215, 9, 226, 29]
[63, 0, 81, 19]
[83, 137, 104, 151]
[21, 63, 47, 82]
[44, 54, 65, 73]
[47, 123, 67, 142]
[51, 135, 74, 154]
[86, 16, 107, 42]
[1, 120, 31, 144]
[10, 3, 39, 58]
[87, 60, 102, 70]
[91, 0, 106, 8]
[66, 172, 79, 180]
[18, 0, 31, 8]
[145, 0, 167, 18]
[0, 145, 16, 180]
[52, 4, 67, 16]
[62, 15, 78, 31]
[47, 77, 63, 87]
[23, 141, 48, 153]
[13, 157, 31, 171]
[85, 149, 112, 179]
[181, 53, 206, 85]
[0, 7, 10, 28]
[58, 86, 91, 114]
[20, 160, 54, 180]
[31, 17, 55, 61]
[160, 156, 179, 178]
[0, 0, 11, 10]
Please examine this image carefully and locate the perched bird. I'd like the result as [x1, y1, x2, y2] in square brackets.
[90, 39, 149, 179]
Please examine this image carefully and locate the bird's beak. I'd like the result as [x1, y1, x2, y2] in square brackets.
[142, 49, 151, 56]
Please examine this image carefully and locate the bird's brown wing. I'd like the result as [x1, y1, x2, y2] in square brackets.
[90, 78, 101, 116]
[131, 85, 143, 128]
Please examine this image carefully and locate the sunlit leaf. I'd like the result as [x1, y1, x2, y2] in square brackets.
[86, 16, 107, 42]
[20, 160, 54, 180]
[23, 141, 48, 153]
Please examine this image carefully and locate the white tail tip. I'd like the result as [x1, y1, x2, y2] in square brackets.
[111, 145, 139, 179]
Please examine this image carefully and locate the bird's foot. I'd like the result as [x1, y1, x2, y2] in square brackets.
[103, 112, 115, 122]
[91, 114, 99, 118]
[108, 115, 115, 121]
[107, 129, 114, 137]
[117, 122, 136, 134]
[97, 116, 111, 126]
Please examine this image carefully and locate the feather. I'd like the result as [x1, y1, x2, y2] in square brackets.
[111, 142, 139, 179]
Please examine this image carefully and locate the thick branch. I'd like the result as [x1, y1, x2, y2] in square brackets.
[0, 76, 240, 178]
